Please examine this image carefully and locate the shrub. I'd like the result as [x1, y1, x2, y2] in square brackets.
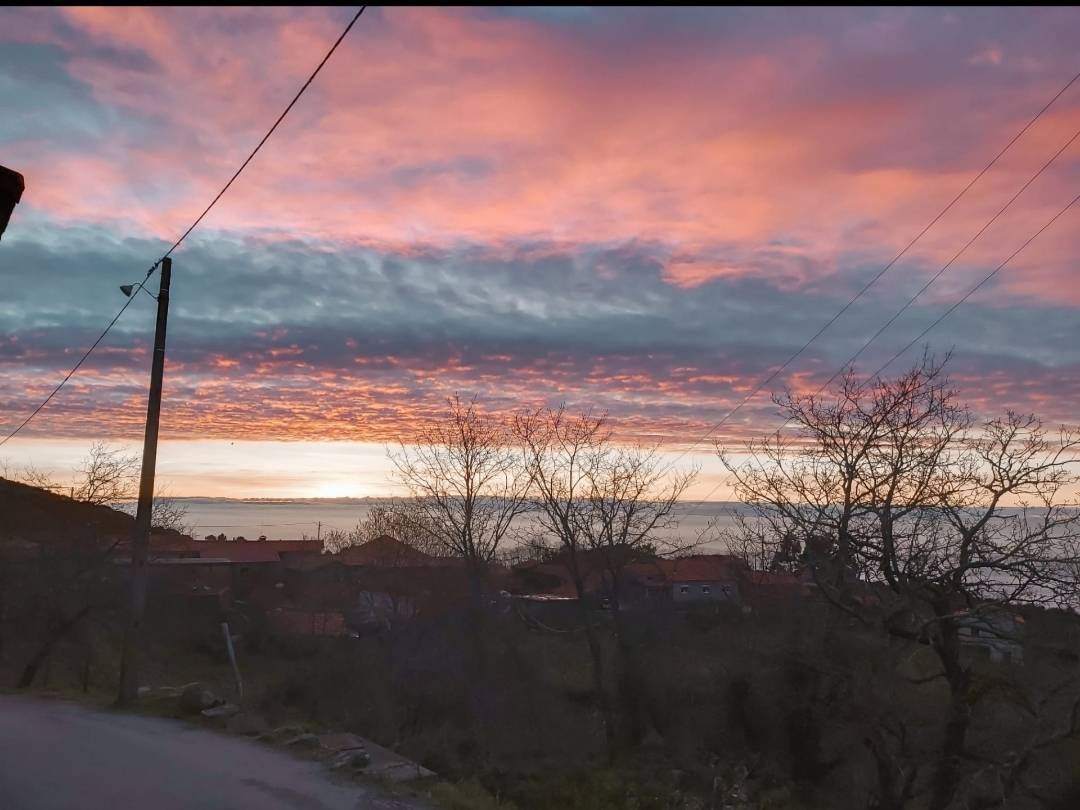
[431, 778, 516, 810]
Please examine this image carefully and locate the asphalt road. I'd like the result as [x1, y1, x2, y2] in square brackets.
[0, 695, 427, 810]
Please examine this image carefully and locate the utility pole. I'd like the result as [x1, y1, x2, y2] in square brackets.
[118, 257, 172, 705]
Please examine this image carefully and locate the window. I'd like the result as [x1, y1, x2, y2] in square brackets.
[679, 585, 689, 595]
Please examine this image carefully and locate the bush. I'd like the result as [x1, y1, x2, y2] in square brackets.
[431, 778, 516, 810]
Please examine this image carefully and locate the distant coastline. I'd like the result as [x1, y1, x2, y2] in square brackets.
[123, 497, 742, 543]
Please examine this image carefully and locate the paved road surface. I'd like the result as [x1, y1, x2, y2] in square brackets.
[0, 695, 428, 810]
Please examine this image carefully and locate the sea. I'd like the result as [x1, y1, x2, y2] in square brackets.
[160, 498, 747, 551]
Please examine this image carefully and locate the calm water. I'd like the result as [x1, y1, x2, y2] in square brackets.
[161, 498, 745, 551]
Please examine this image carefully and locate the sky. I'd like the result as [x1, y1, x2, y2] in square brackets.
[1, 6, 1079, 499]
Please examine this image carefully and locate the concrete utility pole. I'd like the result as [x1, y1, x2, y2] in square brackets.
[118, 257, 172, 705]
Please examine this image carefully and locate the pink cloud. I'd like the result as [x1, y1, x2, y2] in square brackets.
[4, 6, 1080, 477]
[13, 5, 1073, 292]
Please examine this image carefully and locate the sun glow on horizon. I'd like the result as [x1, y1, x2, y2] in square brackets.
[1, 438, 732, 500]
[304, 480, 380, 499]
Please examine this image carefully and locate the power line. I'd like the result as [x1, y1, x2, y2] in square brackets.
[0, 7, 367, 448]
[737, 127, 1078, 452]
[650, 66, 1080, 473]
[869, 191, 1080, 379]
[0, 290, 145, 448]
[161, 7, 367, 260]
[683, 190, 1080, 516]
[194, 522, 319, 529]
[805, 124, 1080, 404]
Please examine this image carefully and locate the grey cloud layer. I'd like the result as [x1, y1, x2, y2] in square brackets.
[2, 226, 1078, 422]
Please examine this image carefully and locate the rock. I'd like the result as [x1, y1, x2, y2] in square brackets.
[147, 683, 194, 701]
[328, 749, 371, 771]
[200, 703, 240, 719]
[269, 724, 308, 740]
[283, 733, 320, 749]
[319, 733, 370, 771]
[374, 761, 436, 783]
[256, 725, 301, 744]
[318, 732, 367, 753]
[321, 732, 436, 783]
[178, 683, 223, 715]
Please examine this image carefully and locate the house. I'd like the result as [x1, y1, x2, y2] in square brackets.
[957, 609, 1025, 665]
[336, 535, 509, 619]
[510, 548, 639, 601]
[279, 548, 327, 569]
[143, 536, 324, 560]
[113, 556, 234, 609]
[511, 559, 582, 598]
[740, 568, 824, 611]
[107, 536, 327, 606]
[627, 555, 749, 606]
[237, 535, 485, 629]
[338, 534, 443, 567]
[510, 551, 751, 609]
[505, 593, 581, 630]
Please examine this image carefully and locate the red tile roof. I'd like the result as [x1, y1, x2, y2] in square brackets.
[146, 538, 324, 563]
[337, 535, 436, 567]
[646, 555, 749, 584]
[613, 556, 745, 593]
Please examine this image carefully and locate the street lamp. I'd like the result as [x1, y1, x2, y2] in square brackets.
[0, 165, 25, 241]
[120, 282, 158, 301]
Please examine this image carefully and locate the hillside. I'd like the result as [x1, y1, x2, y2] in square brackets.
[0, 477, 185, 548]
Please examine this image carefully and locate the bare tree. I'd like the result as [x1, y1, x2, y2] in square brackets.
[389, 395, 530, 612]
[722, 511, 788, 573]
[514, 405, 696, 754]
[722, 357, 1080, 808]
[149, 492, 190, 536]
[14, 464, 65, 496]
[323, 502, 449, 556]
[495, 525, 560, 567]
[72, 442, 138, 508]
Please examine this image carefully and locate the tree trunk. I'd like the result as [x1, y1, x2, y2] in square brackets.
[865, 733, 917, 810]
[463, 560, 492, 724]
[929, 618, 971, 810]
[611, 596, 645, 748]
[578, 598, 616, 760]
[465, 562, 488, 671]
